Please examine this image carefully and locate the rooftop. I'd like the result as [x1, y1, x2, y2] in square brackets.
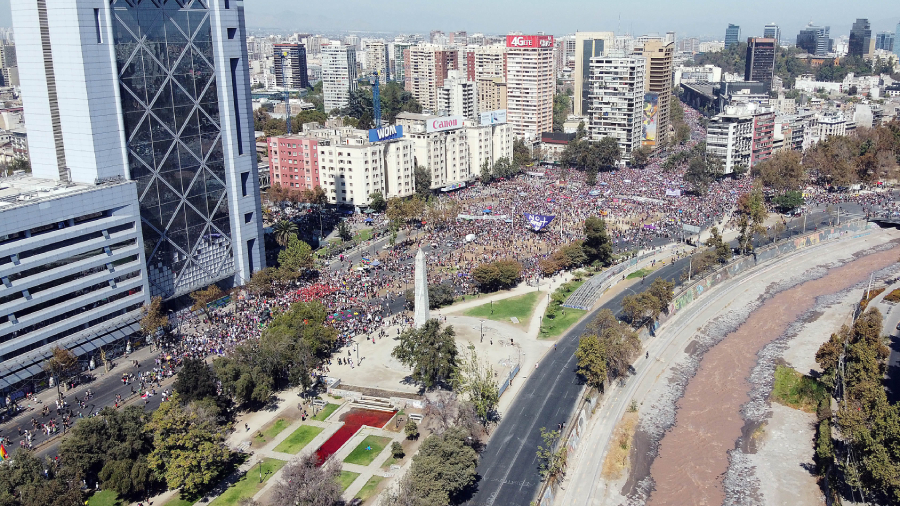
[0, 174, 129, 211]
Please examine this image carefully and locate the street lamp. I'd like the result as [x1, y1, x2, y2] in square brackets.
[258, 460, 263, 483]
[480, 320, 484, 342]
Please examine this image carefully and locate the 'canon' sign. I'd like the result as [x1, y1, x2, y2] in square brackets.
[426, 116, 464, 133]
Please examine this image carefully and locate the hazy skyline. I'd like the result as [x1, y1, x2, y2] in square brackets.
[0, 0, 895, 42]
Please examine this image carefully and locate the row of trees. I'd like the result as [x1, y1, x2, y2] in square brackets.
[803, 121, 900, 187]
[620, 277, 676, 331]
[575, 309, 643, 390]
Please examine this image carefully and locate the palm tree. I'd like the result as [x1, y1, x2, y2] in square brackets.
[274, 220, 298, 247]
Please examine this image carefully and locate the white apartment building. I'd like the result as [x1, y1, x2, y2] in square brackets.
[467, 45, 507, 80]
[506, 35, 556, 139]
[674, 65, 723, 86]
[706, 103, 774, 173]
[405, 45, 458, 114]
[322, 43, 358, 112]
[439, 70, 478, 121]
[396, 113, 471, 189]
[0, 176, 148, 396]
[465, 121, 513, 173]
[574, 32, 615, 117]
[588, 53, 646, 161]
[365, 40, 389, 78]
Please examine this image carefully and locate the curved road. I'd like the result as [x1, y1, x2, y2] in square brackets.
[464, 257, 690, 506]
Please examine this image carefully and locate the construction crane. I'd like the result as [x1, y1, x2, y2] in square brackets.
[370, 71, 382, 129]
[281, 50, 292, 135]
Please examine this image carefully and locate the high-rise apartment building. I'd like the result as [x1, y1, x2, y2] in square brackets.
[404, 45, 458, 114]
[449, 31, 468, 46]
[725, 24, 741, 49]
[556, 36, 576, 75]
[896, 22, 900, 58]
[676, 38, 700, 54]
[322, 43, 358, 113]
[706, 103, 774, 173]
[505, 35, 555, 139]
[478, 77, 507, 113]
[267, 135, 320, 192]
[465, 45, 506, 82]
[796, 24, 832, 56]
[438, 70, 477, 121]
[343, 35, 360, 50]
[365, 41, 390, 79]
[273, 43, 309, 90]
[573, 32, 615, 117]
[849, 19, 873, 59]
[392, 42, 413, 83]
[13, 0, 264, 299]
[587, 52, 645, 162]
[763, 23, 780, 46]
[633, 40, 674, 150]
[745, 38, 776, 89]
[0, 43, 18, 87]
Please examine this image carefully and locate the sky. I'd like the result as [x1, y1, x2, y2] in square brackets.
[0, 0, 896, 41]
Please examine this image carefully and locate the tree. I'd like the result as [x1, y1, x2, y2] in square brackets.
[735, 189, 768, 255]
[146, 393, 232, 498]
[336, 220, 352, 242]
[277, 235, 313, 276]
[391, 441, 405, 459]
[392, 319, 459, 389]
[630, 145, 652, 169]
[575, 334, 607, 389]
[273, 220, 298, 247]
[621, 291, 660, 329]
[705, 226, 732, 263]
[470, 259, 522, 292]
[513, 138, 532, 167]
[553, 93, 570, 132]
[479, 158, 492, 182]
[583, 309, 641, 381]
[492, 156, 519, 179]
[684, 155, 717, 194]
[368, 190, 387, 212]
[405, 427, 478, 505]
[582, 216, 613, 266]
[646, 277, 675, 318]
[190, 284, 224, 318]
[773, 190, 805, 211]
[247, 267, 277, 296]
[404, 418, 419, 440]
[0, 449, 84, 506]
[596, 136, 621, 170]
[0, 157, 31, 177]
[140, 296, 169, 342]
[575, 121, 587, 140]
[414, 165, 432, 197]
[174, 358, 219, 404]
[751, 150, 805, 194]
[270, 454, 343, 506]
[536, 427, 567, 480]
[44, 346, 78, 397]
[452, 348, 499, 425]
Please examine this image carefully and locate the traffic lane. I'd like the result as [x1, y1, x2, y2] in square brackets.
[465, 258, 690, 506]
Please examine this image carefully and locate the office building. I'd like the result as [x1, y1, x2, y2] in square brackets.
[393, 42, 413, 82]
[315, 131, 414, 205]
[404, 45, 459, 114]
[896, 22, 900, 58]
[796, 24, 832, 56]
[875, 32, 894, 52]
[745, 38, 776, 89]
[573, 32, 615, 117]
[677, 38, 700, 54]
[267, 135, 320, 192]
[849, 19, 873, 59]
[438, 70, 477, 121]
[0, 175, 150, 398]
[365, 40, 390, 79]
[763, 23, 780, 46]
[322, 43, 358, 112]
[343, 35, 360, 50]
[505, 35, 556, 139]
[13, 0, 264, 299]
[633, 40, 674, 150]
[587, 52, 645, 162]
[725, 24, 741, 49]
[273, 43, 310, 90]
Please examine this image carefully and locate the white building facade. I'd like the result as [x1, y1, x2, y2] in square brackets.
[322, 43, 358, 112]
[505, 35, 556, 139]
[588, 53, 646, 161]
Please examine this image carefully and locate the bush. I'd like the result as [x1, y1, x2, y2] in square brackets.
[390, 441, 404, 459]
[404, 419, 419, 440]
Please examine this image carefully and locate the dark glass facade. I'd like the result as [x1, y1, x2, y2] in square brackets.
[111, 0, 234, 298]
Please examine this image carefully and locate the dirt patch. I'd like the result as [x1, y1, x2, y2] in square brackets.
[602, 411, 639, 480]
[645, 246, 899, 506]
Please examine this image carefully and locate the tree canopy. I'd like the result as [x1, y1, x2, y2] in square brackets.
[392, 319, 459, 389]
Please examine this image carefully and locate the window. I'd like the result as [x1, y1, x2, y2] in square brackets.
[227, 27, 237, 39]
[244, 212, 253, 224]
[230, 58, 244, 155]
[224, 0, 231, 8]
[240, 172, 249, 197]
[94, 8, 102, 43]
[246, 239, 255, 272]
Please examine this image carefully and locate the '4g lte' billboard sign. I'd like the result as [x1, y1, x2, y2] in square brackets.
[506, 35, 554, 48]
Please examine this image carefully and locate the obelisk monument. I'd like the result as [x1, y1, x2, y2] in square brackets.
[413, 249, 430, 328]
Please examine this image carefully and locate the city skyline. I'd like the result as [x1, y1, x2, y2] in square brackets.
[0, 0, 896, 40]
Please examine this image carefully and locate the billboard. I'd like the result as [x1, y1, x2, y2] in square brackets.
[368, 124, 404, 142]
[479, 109, 507, 126]
[642, 92, 659, 147]
[506, 35, 555, 49]
[426, 116, 464, 133]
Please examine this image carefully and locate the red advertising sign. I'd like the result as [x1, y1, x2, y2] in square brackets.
[506, 35, 554, 49]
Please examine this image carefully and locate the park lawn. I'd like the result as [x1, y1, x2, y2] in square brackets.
[254, 417, 290, 445]
[771, 365, 827, 413]
[540, 308, 588, 339]
[88, 490, 121, 506]
[344, 435, 392, 466]
[354, 229, 374, 242]
[338, 471, 360, 492]
[274, 425, 324, 454]
[163, 497, 196, 506]
[463, 291, 543, 325]
[626, 267, 654, 280]
[355, 476, 385, 502]
[209, 458, 286, 506]
[311, 403, 340, 421]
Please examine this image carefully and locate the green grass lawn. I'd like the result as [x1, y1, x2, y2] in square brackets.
[88, 490, 121, 506]
[381, 455, 404, 469]
[355, 476, 385, 502]
[311, 403, 340, 421]
[626, 267, 654, 280]
[337, 471, 360, 492]
[354, 229, 374, 242]
[273, 425, 324, 454]
[163, 497, 195, 506]
[209, 458, 286, 506]
[771, 365, 827, 413]
[343, 435, 392, 466]
[254, 418, 290, 445]
[463, 291, 543, 325]
[540, 308, 587, 338]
